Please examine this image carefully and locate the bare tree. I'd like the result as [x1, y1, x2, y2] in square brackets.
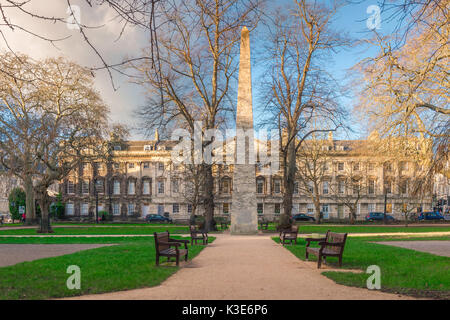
[0, 53, 109, 232]
[259, 0, 349, 228]
[329, 157, 368, 224]
[0, 0, 165, 88]
[296, 137, 331, 224]
[132, 0, 262, 231]
[354, 0, 449, 191]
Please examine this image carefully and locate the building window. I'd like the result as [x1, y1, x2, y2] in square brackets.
[113, 180, 121, 195]
[256, 178, 264, 194]
[400, 180, 408, 195]
[158, 162, 164, 171]
[338, 180, 345, 194]
[113, 203, 120, 215]
[128, 180, 135, 195]
[338, 162, 344, 171]
[368, 162, 375, 171]
[274, 179, 281, 193]
[128, 163, 135, 169]
[128, 203, 135, 215]
[221, 179, 230, 194]
[257, 203, 263, 214]
[143, 162, 150, 169]
[143, 180, 151, 195]
[95, 179, 104, 194]
[385, 162, 392, 172]
[385, 181, 392, 194]
[353, 162, 360, 171]
[187, 204, 193, 214]
[307, 203, 314, 215]
[274, 203, 281, 214]
[113, 145, 121, 151]
[173, 203, 179, 214]
[172, 179, 179, 193]
[82, 180, 89, 195]
[81, 203, 89, 216]
[353, 180, 361, 195]
[114, 163, 120, 170]
[158, 181, 165, 194]
[66, 203, 74, 216]
[368, 203, 376, 213]
[322, 204, 329, 219]
[308, 181, 314, 193]
[67, 181, 75, 194]
[322, 181, 329, 195]
[294, 181, 299, 194]
[223, 203, 230, 214]
[368, 179, 375, 195]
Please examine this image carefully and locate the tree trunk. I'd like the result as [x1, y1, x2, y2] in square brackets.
[349, 207, 356, 225]
[280, 141, 296, 229]
[203, 164, 215, 231]
[314, 196, 321, 224]
[37, 192, 53, 233]
[24, 175, 35, 225]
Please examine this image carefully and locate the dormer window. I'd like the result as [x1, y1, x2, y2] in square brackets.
[113, 145, 121, 151]
[144, 145, 153, 151]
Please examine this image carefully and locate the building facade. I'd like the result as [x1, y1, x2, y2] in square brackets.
[58, 135, 435, 222]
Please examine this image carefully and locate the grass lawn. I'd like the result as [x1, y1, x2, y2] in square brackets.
[0, 236, 214, 299]
[274, 236, 450, 299]
[262, 223, 450, 234]
[0, 226, 191, 235]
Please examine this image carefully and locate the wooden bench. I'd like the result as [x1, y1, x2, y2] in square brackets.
[189, 225, 208, 245]
[154, 231, 189, 266]
[280, 225, 299, 246]
[305, 230, 348, 268]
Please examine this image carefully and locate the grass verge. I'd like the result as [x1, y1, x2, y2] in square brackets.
[0, 236, 214, 299]
[273, 236, 450, 299]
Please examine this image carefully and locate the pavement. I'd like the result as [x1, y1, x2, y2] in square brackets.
[66, 234, 414, 300]
[0, 244, 113, 267]
[375, 241, 450, 257]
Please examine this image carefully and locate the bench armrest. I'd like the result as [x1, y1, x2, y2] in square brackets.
[318, 241, 344, 247]
[158, 241, 180, 247]
[169, 238, 189, 244]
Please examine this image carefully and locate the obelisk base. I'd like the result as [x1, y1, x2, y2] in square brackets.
[231, 164, 258, 235]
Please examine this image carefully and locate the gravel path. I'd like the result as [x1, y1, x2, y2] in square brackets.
[0, 244, 113, 267]
[376, 241, 450, 257]
[67, 234, 413, 300]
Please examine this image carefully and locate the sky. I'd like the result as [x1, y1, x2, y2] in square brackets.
[0, 0, 398, 140]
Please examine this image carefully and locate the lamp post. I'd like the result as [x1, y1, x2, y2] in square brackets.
[383, 185, 388, 224]
[95, 178, 99, 224]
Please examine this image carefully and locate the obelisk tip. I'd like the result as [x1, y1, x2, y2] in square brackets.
[241, 26, 249, 34]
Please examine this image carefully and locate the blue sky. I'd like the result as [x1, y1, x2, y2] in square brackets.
[1, 0, 400, 141]
[250, 0, 399, 140]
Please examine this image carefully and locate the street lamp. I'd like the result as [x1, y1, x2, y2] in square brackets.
[94, 178, 99, 224]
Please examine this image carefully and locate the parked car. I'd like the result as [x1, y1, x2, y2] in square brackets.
[365, 212, 395, 222]
[292, 213, 316, 222]
[418, 211, 444, 221]
[145, 214, 173, 224]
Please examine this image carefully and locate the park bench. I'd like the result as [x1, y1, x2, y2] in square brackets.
[305, 230, 348, 268]
[154, 231, 189, 266]
[189, 225, 208, 245]
[279, 225, 299, 246]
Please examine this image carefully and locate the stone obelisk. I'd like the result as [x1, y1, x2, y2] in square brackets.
[231, 26, 258, 235]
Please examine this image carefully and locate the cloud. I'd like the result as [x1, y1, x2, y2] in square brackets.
[0, 0, 149, 138]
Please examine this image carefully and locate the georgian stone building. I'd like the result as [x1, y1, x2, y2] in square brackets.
[58, 132, 434, 222]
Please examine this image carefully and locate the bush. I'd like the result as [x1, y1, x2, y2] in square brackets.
[8, 187, 26, 222]
[50, 193, 65, 219]
[98, 210, 110, 222]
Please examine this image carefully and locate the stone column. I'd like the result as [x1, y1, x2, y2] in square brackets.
[231, 26, 258, 234]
